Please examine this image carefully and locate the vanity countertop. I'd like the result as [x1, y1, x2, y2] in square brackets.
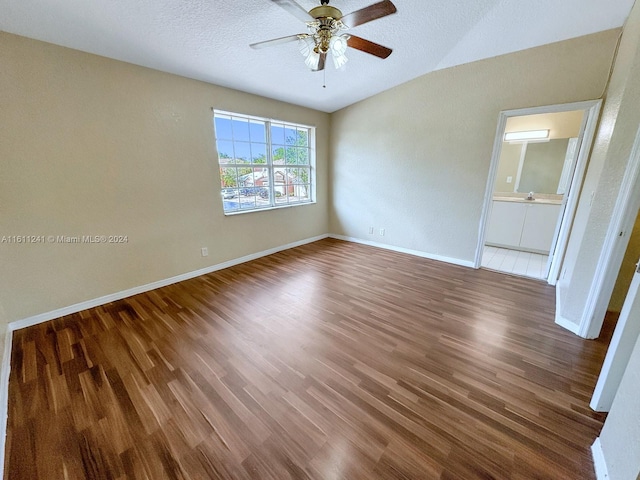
[492, 196, 563, 205]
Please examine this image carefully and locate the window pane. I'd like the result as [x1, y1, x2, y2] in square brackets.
[249, 121, 266, 143]
[273, 168, 286, 182]
[221, 185, 241, 213]
[233, 142, 251, 163]
[220, 167, 239, 187]
[223, 199, 241, 212]
[272, 146, 285, 164]
[284, 126, 298, 145]
[256, 190, 271, 206]
[213, 110, 313, 214]
[232, 118, 250, 142]
[249, 169, 269, 188]
[283, 147, 296, 165]
[251, 143, 267, 164]
[238, 170, 254, 188]
[214, 115, 233, 140]
[236, 167, 254, 187]
[296, 147, 310, 165]
[216, 140, 234, 162]
[271, 123, 285, 145]
[287, 167, 309, 185]
[296, 184, 311, 201]
[300, 168, 311, 184]
[296, 128, 309, 147]
[240, 196, 257, 209]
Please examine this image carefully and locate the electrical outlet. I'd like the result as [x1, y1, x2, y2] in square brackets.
[369, 226, 374, 234]
[201, 247, 208, 257]
[506, 176, 513, 183]
[380, 228, 385, 236]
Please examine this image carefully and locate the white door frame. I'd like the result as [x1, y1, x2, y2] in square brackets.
[591, 258, 640, 411]
[474, 100, 602, 287]
[579, 123, 640, 339]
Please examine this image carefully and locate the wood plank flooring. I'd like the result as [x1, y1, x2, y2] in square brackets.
[5, 238, 614, 479]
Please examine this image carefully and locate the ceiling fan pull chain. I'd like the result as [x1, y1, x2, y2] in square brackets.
[323, 67, 326, 88]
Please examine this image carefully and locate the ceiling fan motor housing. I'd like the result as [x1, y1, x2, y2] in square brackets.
[309, 5, 343, 21]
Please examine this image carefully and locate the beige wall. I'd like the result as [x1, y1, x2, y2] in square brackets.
[1, 19, 640, 479]
[609, 210, 640, 312]
[559, 2, 640, 327]
[0, 32, 330, 325]
[330, 30, 619, 262]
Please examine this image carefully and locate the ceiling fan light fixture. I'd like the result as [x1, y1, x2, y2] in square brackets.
[253, 0, 397, 74]
[299, 36, 321, 69]
[305, 52, 321, 70]
[330, 34, 349, 69]
[298, 36, 315, 57]
[330, 34, 348, 55]
[332, 52, 348, 69]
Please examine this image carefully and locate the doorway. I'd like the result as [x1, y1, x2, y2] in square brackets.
[475, 100, 602, 285]
[588, 124, 640, 411]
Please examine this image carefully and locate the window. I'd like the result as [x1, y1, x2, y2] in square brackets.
[213, 110, 314, 214]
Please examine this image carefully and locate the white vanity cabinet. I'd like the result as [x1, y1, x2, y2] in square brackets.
[485, 202, 526, 247]
[486, 200, 562, 253]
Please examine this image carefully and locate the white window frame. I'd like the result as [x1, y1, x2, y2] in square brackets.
[213, 110, 315, 215]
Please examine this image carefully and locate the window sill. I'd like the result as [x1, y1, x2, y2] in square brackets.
[223, 200, 316, 216]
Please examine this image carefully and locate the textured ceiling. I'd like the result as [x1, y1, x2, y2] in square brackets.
[0, 0, 634, 112]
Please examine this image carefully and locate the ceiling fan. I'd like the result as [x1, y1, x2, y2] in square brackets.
[250, 0, 397, 71]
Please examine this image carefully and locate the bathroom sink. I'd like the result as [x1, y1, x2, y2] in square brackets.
[492, 196, 562, 205]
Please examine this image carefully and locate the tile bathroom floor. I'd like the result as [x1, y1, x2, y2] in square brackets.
[482, 246, 549, 280]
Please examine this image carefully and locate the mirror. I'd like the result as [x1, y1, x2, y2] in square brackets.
[493, 110, 584, 197]
[494, 139, 575, 195]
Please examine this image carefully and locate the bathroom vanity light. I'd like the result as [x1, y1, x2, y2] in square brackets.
[504, 129, 550, 142]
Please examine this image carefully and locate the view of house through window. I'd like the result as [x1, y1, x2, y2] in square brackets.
[213, 111, 314, 214]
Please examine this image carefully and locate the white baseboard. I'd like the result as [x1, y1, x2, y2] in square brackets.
[9, 234, 329, 333]
[7, 232, 472, 336]
[555, 283, 581, 335]
[0, 232, 471, 479]
[591, 437, 610, 479]
[329, 234, 475, 268]
[0, 233, 330, 480]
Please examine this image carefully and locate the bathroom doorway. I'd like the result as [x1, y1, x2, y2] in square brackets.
[475, 100, 602, 283]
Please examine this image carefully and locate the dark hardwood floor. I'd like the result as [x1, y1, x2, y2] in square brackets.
[5, 238, 614, 479]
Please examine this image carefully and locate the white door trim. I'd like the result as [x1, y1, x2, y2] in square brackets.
[475, 114, 508, 267]
[548, 102, 602, 285]
[475, 100, 603, 288]
[580, 123, 640, 339]
[590, 257, 640, 411]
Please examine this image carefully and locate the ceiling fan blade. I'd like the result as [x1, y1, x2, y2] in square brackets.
[250, 34, 303, 49]
[269, 0, 314, 22]
[340, 0, 397, 28]
[347, 35, 393, 59]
